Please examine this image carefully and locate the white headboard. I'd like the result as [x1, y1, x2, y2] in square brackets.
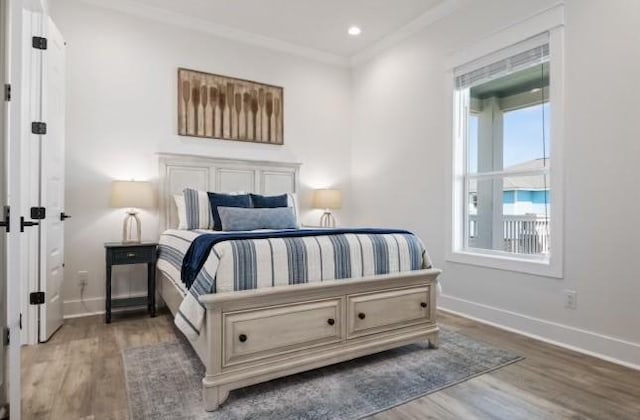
[158, 153, 301, 230]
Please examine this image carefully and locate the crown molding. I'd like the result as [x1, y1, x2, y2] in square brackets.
[446, 1, 565, 69]
[350, 0, 460, 67]
[75, 0, 462, 69]
[76, 0, 350, 68]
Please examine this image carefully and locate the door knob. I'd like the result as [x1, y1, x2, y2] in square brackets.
[60, 212, 72, 221]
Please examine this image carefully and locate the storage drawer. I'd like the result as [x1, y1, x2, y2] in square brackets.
[223, 298, 343, 366]
[348, 286, 431, 337]
[111, 247, 155, 265]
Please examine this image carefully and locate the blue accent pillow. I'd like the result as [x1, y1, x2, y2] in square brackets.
[250, 193, 288, 208]
[207, 192, 252, 231]
[217, 207, 298, 231]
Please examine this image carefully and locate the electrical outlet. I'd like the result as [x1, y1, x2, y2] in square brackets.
[78, 270, 89, 288]
[564, 290, 577, 309]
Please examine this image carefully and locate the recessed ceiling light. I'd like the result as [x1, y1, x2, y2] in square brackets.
[348, 26, 362, 36]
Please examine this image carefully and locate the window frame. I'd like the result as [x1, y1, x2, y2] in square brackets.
[445, 4, 565, 278]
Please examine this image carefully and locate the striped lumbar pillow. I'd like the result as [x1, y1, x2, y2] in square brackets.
[183, 188, 212, 230]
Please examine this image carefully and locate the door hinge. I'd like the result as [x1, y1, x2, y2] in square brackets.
[32, 121, 47, 135]
[30, 206, 46, 220]
[3, 83, 10, 101]
[32, 36, 48, 50]
[0, 205, 9, 233]
[30, 291, 45, 305]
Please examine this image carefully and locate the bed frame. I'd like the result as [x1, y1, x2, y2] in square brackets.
[156, 153, 441, 411]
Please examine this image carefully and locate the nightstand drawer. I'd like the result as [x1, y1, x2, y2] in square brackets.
[111, 247, 155, 265]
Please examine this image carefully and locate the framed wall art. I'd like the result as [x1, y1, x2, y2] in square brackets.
[178, 68, 284, 145]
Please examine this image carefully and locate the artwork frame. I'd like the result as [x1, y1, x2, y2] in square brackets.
[178, 68, 284, 145]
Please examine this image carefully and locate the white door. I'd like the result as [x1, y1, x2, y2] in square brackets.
[6, 0, 43, 416]
[39, 17, 66, 342]
[0, 0, 8, 414]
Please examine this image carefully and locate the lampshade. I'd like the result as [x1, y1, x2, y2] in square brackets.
[110, 180, 155, 209]
[312, 189, 343, 210]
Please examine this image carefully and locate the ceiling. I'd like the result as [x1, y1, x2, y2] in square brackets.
[119, 0, 448, 59]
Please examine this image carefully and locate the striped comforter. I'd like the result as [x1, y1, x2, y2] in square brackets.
[157, 228, 431, 340]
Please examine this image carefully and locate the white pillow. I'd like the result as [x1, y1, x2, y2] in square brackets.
[173, 194, 187, 229]
[287, 193, 301, 227]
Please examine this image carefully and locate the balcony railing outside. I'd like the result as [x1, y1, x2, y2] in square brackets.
[468, 214, 550, 255]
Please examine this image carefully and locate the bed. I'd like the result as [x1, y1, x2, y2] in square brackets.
[156, 153, 441, 411]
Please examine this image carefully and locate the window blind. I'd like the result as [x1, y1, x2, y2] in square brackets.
[455, 34, 550, 90]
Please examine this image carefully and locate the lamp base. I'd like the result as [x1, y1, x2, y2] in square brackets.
[122, 210, 141, 243]
[319, 211, 336, 228]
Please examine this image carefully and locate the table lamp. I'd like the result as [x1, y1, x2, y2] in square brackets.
[312, 189, 342, 228]
[110, 180, 155, 243]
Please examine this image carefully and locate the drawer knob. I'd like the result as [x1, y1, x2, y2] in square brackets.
[358, 312, 366, 320]
[327, 318, 335, 326]
[420, 302, 428, 308]
[238, 334, 247, 343]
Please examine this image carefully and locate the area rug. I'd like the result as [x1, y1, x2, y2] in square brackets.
[123, 329, 522, 420]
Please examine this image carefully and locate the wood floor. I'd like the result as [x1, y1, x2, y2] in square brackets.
[21, 310, 640, 420]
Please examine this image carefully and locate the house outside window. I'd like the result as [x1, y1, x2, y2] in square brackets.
[448, 25, 565, 278]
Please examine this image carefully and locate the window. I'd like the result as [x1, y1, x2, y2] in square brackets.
[449, 30, 564, 277]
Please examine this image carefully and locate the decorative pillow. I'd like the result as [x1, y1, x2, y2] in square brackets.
[173, 194, 187, 229]
[250, 193, 288, 208]
[207, 192, 252, 231]
[250, 193, 300, 227]
[287, 193, 300, 226]
[183, 188, 212, 230]
[218, 207, 298, 231]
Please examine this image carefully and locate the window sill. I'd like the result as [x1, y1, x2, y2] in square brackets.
[446, 249, 563, 278]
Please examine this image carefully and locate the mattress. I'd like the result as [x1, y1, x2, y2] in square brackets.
[158, 228, 431, 340]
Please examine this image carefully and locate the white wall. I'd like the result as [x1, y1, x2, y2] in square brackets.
[51, 0, 640, 368]
[50, 0, 352, 316]
[351, 0, 640, 367]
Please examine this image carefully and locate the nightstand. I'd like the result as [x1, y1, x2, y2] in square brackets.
[104, 242, 158, 323]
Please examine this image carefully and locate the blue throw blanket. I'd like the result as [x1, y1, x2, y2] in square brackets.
[181, 228, 413, 289]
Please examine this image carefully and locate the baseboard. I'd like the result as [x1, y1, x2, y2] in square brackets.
[439, 294, 640, 371]
[63, 294, 149, 319]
